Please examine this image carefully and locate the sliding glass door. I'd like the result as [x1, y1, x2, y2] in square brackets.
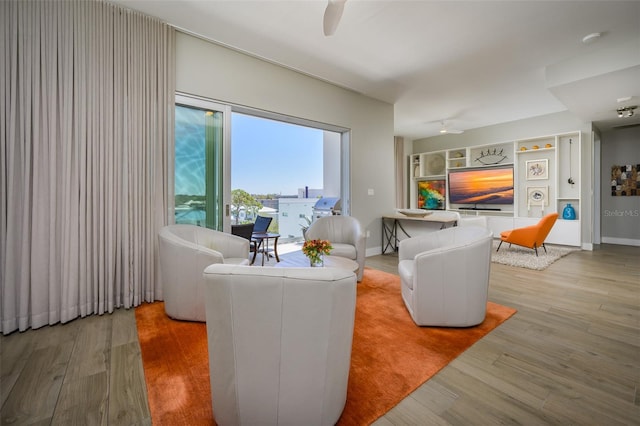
[174, 96, 231, 231]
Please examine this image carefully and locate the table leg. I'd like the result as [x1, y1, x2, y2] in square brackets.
[262, 238, 268, 266]
[272, 236, 280, 262]
[382, 218, 412, 254]
[382, 218, 399, 254]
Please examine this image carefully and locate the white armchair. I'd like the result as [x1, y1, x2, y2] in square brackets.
[158, 224, 250, 322]
[451, 211, 489, 228]
[203, 264, 357, 426]
[305, 215, 366, 281]
[398, 226, 493, 327]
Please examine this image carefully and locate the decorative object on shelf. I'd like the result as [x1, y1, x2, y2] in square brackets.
[526, 186, 549, 211]
[414, 164, 420, 177]
[454, 151, 464, 158]
[562, 204, 576, 220]
[567, 138, 575, 186]
[397, 208, 433, 218]
[526, 159, 548, 180]
[520, 147, 527, 151]
[417, 180, 446, 210]
[610, 164, 639, 196]
[474, 148, 508, 165]
[532, 145, 539, 150]
[302, 239, 332, 267]
[545, 143, 552, 148]
[426, 154, 445, 175]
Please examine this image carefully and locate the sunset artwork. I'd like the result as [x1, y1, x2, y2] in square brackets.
[448, 167, 514, 205]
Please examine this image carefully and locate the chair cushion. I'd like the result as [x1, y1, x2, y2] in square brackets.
[500, 230, 511, 240]
[398, 260, 414, 290]
[330, 243, 357, 260]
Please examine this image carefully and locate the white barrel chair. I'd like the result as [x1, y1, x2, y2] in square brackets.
[158, 224, 250, 322]
[305, 215, 366, 281]
[203, 264, 357, 426]
[451, 211, 489, 228]
[398, 225, 493, 327]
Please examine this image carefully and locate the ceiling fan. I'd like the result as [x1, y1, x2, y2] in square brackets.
[323, 0, 347, 36]
[439, 121, 464, 134]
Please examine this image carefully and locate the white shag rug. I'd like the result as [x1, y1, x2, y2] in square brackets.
[491, 240, 579, 271]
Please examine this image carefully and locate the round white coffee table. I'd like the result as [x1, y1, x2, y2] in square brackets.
[275, 251, 359, 275]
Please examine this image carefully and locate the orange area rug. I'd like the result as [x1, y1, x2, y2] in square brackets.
[136, 268, 516, 425]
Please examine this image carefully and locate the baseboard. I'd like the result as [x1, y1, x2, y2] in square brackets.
[581, 243, 593, 251]
[366, 246, 384, 257]
[601, 236, 640, 247]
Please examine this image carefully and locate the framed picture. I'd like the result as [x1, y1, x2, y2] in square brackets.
[526, 159, 548, 180]
[417, 179, 446, 210]
[526, 186, 548, 206]
[610, 164, 639, 196]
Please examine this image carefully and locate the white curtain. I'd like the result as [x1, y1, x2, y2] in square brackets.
[394, 136, 406, 208]
[0, 0, 175, 334]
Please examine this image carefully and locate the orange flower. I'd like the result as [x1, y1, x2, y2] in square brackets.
[302, 239, 332, 263]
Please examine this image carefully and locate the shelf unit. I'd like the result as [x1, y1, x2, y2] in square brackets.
[411, 151, 446, 179]
[409, 131, 582, 246]
[447, 148, 467, 169]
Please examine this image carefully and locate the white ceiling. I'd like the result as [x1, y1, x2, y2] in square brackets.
[112, 0, 640, 140]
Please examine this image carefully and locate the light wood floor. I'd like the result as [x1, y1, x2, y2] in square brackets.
[1, 244, 638, 425]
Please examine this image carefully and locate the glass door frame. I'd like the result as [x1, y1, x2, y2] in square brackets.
[175, 93, 233, 232]
[173, 93, 352, 233]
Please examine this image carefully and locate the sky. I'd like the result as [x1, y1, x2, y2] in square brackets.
[231, 113, 324, 195]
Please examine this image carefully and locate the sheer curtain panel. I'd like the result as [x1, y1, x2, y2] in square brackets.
[0, 0, 175, 334]
[394, 136, 406, 208]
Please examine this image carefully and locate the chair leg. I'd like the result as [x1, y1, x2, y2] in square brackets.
[534, 244, 538, 256]
[496, 240, 503, 252]
[542, 243, 547, 254]
[250, 241, 260, 265]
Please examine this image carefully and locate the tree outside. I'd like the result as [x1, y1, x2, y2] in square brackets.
[231, 189, 262, 224]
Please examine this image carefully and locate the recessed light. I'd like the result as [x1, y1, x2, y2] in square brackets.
[617, 96, 632, 103]
[582, 32, 601, 44]
[617, 106, 637, 118]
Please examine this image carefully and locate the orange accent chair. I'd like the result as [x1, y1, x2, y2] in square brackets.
[497, 213, 559, 256]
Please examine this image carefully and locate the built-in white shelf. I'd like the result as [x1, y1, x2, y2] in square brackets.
[408, 131, 582, 246]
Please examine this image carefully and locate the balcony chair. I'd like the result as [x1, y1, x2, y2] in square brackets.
[305, 215, 366, 281]
[251, 215, 274, 264]
[203, 264, 357, 426]
[497, 212, 558, 256]
[158, 224, 250, 322]
[231, 223, 256, 262]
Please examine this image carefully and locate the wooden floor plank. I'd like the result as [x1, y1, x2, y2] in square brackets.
[1, 344, 74, 425]
[108, 341, 151, 425]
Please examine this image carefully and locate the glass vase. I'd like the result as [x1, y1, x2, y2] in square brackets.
[309, 255, 324, 267]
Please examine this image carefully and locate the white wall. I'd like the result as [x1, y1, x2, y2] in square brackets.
[323, 131, 341, 198]
[412, 111, 595, 247]
[175, 32, 395, 253]
[278, 198, 317, 241]
[599, 126, 640, 246]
